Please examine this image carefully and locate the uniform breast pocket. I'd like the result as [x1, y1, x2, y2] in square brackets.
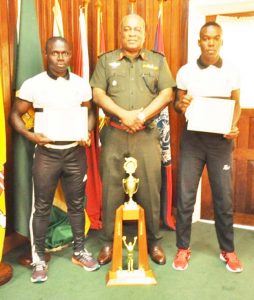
[141, 72, 159, 94]
[107, 72, 127, 93]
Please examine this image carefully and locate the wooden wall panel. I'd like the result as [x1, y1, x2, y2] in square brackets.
[1, 0, 189, 235]
[201, 109, 254, 225]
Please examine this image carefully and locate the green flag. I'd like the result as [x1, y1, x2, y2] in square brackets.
[13, 0, 43, 237]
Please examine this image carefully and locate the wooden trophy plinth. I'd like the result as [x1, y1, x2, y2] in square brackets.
[106, 202, 157, 286]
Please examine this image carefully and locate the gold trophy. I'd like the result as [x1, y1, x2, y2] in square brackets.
[106, 157, 157, 286]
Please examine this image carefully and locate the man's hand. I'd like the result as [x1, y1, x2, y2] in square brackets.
[79, 131, 91, 147]
[120, 108, 144, 133]
[177, 94, 193, 113]
[224, 127, 239, 140]
[30, 133, 52, 145]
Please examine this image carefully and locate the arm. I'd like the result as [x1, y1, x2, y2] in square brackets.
[93, 87, 173, 133]
[142, 87, 173, 121]
[81, 100, 95, 146]
[224, 88, 241, 139]
[9, 98, 51, 145]
[93, 87, 143, 133]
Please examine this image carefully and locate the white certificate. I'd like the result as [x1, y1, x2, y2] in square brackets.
[186, 97, 235, 134]
[34, 107, 88, 141]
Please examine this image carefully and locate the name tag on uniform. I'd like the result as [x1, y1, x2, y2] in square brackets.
[34, 107, 88, 141]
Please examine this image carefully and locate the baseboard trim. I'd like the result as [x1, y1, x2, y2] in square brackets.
[199, 219, 254, 231]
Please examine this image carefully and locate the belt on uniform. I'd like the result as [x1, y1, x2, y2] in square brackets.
[109, 121, 146, 131]
[43, 142, 79, 150]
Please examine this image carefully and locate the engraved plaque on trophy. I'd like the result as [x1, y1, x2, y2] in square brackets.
[106, 157, 157, 286]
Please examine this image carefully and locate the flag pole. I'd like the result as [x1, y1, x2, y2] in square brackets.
[129, 0, 136, 14]
[158, 0, 167, 26]
[95, 0, 103, 58]
[82, 0, 90, 25]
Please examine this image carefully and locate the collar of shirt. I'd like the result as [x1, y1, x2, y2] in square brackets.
[196, 56, 223, 69]
[47, 69, 70, 80]
[117, 49, 147, 61]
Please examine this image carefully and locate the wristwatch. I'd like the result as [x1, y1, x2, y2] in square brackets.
[137, 111, 146, 123]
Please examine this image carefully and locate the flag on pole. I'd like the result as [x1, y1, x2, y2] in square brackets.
[99, 12, 106, 55]
[53, 0, 64, 37]
[73, 7, 102, 230]
[13, 0, 43, 238]
[153, 9, 164, 54]
[0, 72, 7, 261]
[97, 10, 107, 129]
[154, 6, 175, 230]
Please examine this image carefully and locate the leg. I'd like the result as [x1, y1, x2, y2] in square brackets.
[133, 128, 162, 244]
[99, 126, 127, 244]
[62, 146, 100, 272]
[32, 146, 61, 262]
[131, 128, 167, 265]
[207, 138, 234, 252]
[176, 130, 206, 249]
[61, 146, 87, 253]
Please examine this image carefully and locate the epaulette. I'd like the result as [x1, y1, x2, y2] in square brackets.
[98, 50, 114, 58]
[151, 50, 165, 56]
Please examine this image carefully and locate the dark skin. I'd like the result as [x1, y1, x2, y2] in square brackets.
[174, 25, 241, 139]
[9, 39, 94, 146]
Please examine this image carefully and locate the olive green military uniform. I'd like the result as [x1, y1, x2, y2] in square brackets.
[90, 49, 175, 246]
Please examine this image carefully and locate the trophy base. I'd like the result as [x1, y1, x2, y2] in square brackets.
[107, 269, 157, 286]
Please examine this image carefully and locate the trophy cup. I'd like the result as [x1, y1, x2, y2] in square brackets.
[106, 157, 157, 286]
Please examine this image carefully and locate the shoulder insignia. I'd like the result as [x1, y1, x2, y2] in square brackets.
[98, 50, 114, 58]
[151, 50, 165, 56]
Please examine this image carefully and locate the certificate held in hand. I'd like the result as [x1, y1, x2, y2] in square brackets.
[186, 97, 235, 134]
[34, 107, 88, 141]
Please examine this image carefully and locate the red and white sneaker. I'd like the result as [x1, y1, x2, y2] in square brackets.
[172, 248, 191, 271]
[220, 251, 243, 273]
[31, 261, 48, 283]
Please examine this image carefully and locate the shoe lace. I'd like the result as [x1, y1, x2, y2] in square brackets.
[33, 261, 46, 271]
[78, 249, 94, 262]
[83, 248, 92, 257]
[225, 252, 239, 263]
[176, 249, 189, 260]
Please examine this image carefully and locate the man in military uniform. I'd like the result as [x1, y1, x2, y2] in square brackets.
[90, 14, 175, 265]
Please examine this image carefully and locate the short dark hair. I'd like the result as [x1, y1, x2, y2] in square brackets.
[199, 21, 222, 37]
[45, 36, 71, 53]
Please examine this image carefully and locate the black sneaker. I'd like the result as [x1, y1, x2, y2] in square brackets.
[72, 248, 100, 271]
[31, 261, 48, 283]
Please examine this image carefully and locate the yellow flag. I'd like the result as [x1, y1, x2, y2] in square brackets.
[0, 71, 6, 261]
